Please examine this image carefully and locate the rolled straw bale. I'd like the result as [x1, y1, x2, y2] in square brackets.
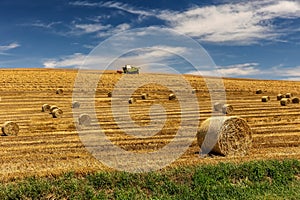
[213, 102, 224, 111]
[222, 104, 233, 114]
[192, 89, 197, 94]
[107, 92, 112, 97]
[277, 94, 285, 101]
[141, 93, 149, 100]
[285, 93, 293, 98]
[72, 101, 80, 108]
[169, 93, 176, 100]
[42, 104, 51, 112]
[292, 97, 299, 104]
[78, 114, 91, 126]
[197, 116, 252, 156]
[256, 89, 263, 94]
[280, 98, 290, 106]
[2, 121, 19, 136]
[261, 96, 270, 102]
[52, 108, 63, 118]
[49, 105, 58, 113]
[128, 98, 136, 104]
[56, 88, 63, 94]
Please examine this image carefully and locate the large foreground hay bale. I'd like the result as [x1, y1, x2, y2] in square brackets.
[168, 93, 176, 100]
[277, 94, 285, 101]
[197, 116, 252, 156]
[280, 98, 290, 106]
[72, 101, 80, 108]
[292, 97, 299, 104]
[261, 96, 270, 102]
[78, 114, 91, 126]
[52, 108, 63, 118]
[42, 104, 50, 112]
[2, 121, 19, 136]
[222, 104, 233, 114]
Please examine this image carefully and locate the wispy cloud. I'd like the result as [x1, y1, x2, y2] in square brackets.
[22, 20, 62, 29]
[74, 23, 111, 34]
[0, 42, 20, 55]
[43, 53, 86, 68]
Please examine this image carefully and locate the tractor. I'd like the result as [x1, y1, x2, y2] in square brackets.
[122, 64, 139, 74]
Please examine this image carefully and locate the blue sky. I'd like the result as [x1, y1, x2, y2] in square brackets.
[0, 0, 300, 80]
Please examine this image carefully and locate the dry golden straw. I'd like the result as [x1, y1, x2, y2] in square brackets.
[41, 104, 50, 112]
[169, 93, 176, 100]
[52, 108, 63, 118]
[197, 116, 252, 156]
[261, 96, 270, 102]
[72, 101, 80, 108]
[78, 114, 91, 126]
[2, 121, 19, 136]
[56, 88, 63, 94]
[280, 98, 290, 106]
[222, 104, 233, 114]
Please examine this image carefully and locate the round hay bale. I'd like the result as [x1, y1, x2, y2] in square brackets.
[107, 92, 112, 97]
[192, 89, 197, 94]
[42, 104, 51, 112]
[222, 104, 233, 114]
[261, 96, 270, 102]
[72, 101, 80, 108]
[141, 93, 149, 100]
[213, 102, 224, 111]
[56, 88, 63, 94]
[292, 97, 299, 104]
[169, 93, 176, 100]
[128, 98, 136, 104]
[49, 105, 58, 113]
[197, 116, 252, 156]
[52, 108, 63, 118]
[285, 93, 293, 98]
[277, 94, 284, 101]
[256, 89, 263, 94]
[2, 121, 19, 136]
[280, 98, 290, 106]
[78, 114, 91, 126]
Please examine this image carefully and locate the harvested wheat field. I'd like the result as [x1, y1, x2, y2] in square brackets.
[0, 68, 300, 181]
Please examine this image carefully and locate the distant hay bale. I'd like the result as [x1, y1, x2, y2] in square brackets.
[56, 88, 63, 94]
[213, 102, 224, 111]
[192, 89, 197, 94]
[286, 93, 293, 98]
[261, 96, 270, 102]
[41, 104, 50, 112]
[292, 97, 299, 104]
[256, 89, 263, 94]
[107, 92, 112, 97]
[141, 93, 149, 100]
[78, 114, 91, 126]
[49, 105, 58, 113]
[222, 104, 233, 114]
[197, 116, 252, 156]
[128, 98, 136, 104]
[280, 98, 290, 106]
[169, 93, 176, 100]
[52, 108, 63, 118]
[2, 121, 19, 136]
[72, 101, 80, 108]
[277, 94, 285, 101]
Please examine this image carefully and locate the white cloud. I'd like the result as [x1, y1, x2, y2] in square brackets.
[96, 23, 131, 37]
[159, 0, 300, 44]
[43, 53, 86, 68]
[0, 42, 20, 53]
[74, 23, 111, 33]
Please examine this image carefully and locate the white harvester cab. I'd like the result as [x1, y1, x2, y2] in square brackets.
[122, 64, 139, 74]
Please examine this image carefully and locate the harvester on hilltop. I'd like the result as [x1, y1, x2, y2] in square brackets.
[117, 64, 140, 74]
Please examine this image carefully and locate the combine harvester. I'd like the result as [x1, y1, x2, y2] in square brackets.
[117, 64, 140, 74]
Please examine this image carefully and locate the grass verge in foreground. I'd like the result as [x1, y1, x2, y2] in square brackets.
[1, 159, 300, 199]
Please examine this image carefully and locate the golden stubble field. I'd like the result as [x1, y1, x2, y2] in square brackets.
[0, 68, 300, 181]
